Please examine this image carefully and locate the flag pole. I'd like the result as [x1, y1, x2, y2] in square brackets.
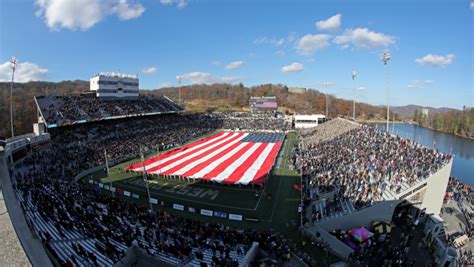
[104, 149, 114, 197]
[140, 146, 153, 211]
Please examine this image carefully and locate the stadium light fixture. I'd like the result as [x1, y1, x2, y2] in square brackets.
[322, 82, 332, 118]
[10, 56, 18, 138]
[352, 70, 357, 121]
[176, 75, 182, 105]
[380, 51, 391, 132]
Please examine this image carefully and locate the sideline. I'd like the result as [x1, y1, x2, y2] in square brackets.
[110, 182, 262, 211]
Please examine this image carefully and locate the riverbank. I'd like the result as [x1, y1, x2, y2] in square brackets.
[417, 124, 474, 141]
[360, 119, 474, 140]
[358, 119, 414, 124]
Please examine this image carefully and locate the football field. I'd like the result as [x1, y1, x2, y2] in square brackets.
[84, 131, 300, 229]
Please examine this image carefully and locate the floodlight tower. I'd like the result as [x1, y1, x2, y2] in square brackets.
[381, 51, 391, 132]
[10, 57, 18, 138]
[322, 82, 332, 118]
[352, 70, 357, 121]
[176, 75, 182, 105]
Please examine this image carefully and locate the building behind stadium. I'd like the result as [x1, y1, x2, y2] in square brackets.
[90, 72, 139, 99]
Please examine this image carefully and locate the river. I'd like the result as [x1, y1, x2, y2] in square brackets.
[372, 123, 474, 186]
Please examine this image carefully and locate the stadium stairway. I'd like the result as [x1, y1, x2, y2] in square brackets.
[16, 190, 124, 266]
[381, 179, 420, 201]
[312, 199, 356, 222]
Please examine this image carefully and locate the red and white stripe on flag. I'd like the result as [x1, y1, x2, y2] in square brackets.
[126, 132, 283, 185]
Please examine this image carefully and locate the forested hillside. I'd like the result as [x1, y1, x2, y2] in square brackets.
[413, 107, 473, 139]
[0, 81, 88, 138]
[154, 83, 390, 118]
[0, 80, 400, 138]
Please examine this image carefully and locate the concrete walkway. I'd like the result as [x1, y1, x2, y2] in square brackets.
[441, 200, 474, 255]
[0, 153, 52, 266]
[0, 187, 30, 267]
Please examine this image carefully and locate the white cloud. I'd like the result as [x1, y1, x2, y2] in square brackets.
[180, 72, 213, 84]
[281, 62, 304, 73]
[415, 54, 455, 67]
[224, 61, 244, 71]
[295, 34, 331, 56]
[112, 0, 145, 20]
[334, 28, 395, 48]
[142, 67, 158, 74]
[407, 80, 434, 88]
[254, 33, 297, 47]
[179, 72, 243, 84]
[470, 2, 474, 9]
[0, 61, 48, 82]
[316, 13, 342, 31]
[160, 0, 188, 9]
[34, 0, 144, 31]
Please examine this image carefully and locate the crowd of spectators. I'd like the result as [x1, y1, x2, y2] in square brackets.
[298, 118, 358, 149]
[48, 113, 219, 168]
[294, 119, 451, 223]
[12, 111, 293, 266]
[36, 94, 184, 126]
[205, 112, 291, 131]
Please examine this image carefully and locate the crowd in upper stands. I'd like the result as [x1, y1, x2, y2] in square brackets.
[11, 111, 292, 266]
[35, 94, 184, 126]
[294, 118, 451, 224]
[205, 112, 291, 131]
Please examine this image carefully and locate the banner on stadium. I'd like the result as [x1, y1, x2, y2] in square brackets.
[214, 211, 227, 219]
[229, 214, 243, 221]
[173, 204, 184, 211]
[149, 198, 158, 204]
[132, 193, 140, 199]
[104, 185, 110, 190]
[244, 217, 260, 222]
[110, 187, 116, 192]
[200, 209, 213, 216]
[124, 191, 131, 197]
[99, 183, 104, 188]
[188, 207, 196, 213]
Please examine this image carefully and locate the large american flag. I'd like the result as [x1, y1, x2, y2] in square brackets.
[127, 132, 284, 185]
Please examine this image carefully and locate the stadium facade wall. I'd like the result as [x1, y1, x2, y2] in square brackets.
[419, 160, 452, 215]
[239, 242, 259, 267]
[306, 224, 354, 260]
[316, 200, 402, 232]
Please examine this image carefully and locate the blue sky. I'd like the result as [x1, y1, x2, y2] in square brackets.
[0, 0, 472, 109]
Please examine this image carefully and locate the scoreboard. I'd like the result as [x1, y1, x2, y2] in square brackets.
[250, 96, 278, 113]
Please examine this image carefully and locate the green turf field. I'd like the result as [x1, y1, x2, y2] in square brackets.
[84, 131, 300, 226]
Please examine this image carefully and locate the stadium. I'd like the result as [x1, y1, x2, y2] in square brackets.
[0, 73, 461, 267]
